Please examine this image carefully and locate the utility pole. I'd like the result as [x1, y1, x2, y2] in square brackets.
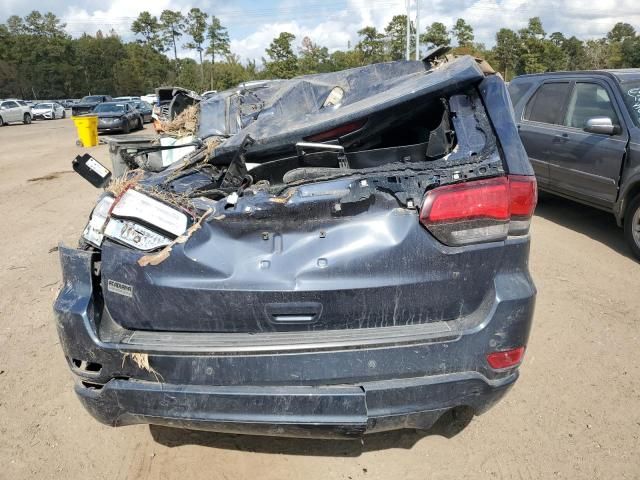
[415, 0, 420, 60]
[405, 0, 410, 60]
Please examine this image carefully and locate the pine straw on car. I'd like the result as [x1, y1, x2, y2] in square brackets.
[161, 105, 199, 137]
[106, 169, 145, 197]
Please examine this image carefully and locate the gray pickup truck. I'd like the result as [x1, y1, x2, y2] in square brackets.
[509, 70, 640, 259]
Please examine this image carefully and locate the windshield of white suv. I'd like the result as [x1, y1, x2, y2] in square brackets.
[35, 103, 53, 109]
[621, 80, 640, 127]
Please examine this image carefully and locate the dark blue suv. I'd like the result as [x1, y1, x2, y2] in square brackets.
[509, 69, 640, 259]
[54, 56, 537, 438]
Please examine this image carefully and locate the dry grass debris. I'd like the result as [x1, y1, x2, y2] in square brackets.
[161, 105, 199, 137]
[107, 170, 145, 197]
[122, 352, 163, 382]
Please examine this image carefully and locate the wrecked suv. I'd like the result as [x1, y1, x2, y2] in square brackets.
[54, 55, 537, 439]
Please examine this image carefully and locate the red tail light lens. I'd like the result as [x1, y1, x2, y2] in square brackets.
[487, 346, 525, 369]
[419, 175, 537, 246]
[305, 118, 367, 142]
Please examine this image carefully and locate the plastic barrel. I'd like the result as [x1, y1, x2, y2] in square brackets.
[71, 115, 98, 147]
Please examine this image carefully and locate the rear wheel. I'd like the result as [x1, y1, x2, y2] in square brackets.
[62, 110, 66, 119]
[23, 113, 32, 124]
[137, 117, 143, 130]
[624, 194, 640, 260]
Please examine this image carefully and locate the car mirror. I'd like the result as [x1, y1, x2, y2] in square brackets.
[584, 117, 617, 135]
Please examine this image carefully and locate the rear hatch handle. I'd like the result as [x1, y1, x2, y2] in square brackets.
[265, 302, 323, 326]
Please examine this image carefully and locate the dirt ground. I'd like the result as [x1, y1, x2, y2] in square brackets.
[0, 118, 639, 480]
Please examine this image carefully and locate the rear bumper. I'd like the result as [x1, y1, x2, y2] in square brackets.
[54, 245, 535, 438]
[77, 372, 515, 439]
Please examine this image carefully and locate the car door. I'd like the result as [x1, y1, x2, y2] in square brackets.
[548, 80, 628, 208]
[518, 81, 572, 189]
[1, 101, 20, 122]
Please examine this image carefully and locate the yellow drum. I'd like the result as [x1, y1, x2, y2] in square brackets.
[71, 115, 98, 147]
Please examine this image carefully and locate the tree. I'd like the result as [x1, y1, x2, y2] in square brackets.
[264, 32, 298, 79]
[607, 22, 635, 43]
[452, 18, 473, 48]
[518, 17, 548, 74]
[206, 16, 230, 89]
[160, 10, 185, 61]
[561, 36, 587, 70]
[298, 36, 330, 74]
[184, 7, 208, 85]
[421, 22, 450, 48]
[356, 26, 385, 63]
[384, 15, 414, 61]
[549, 32, 565, 47]
[131, 11, 164, 52]
[493, 28, 519, 79]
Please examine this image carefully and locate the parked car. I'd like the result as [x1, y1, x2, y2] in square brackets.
[141, 93, 157, 105]
[72, 95, 112, 116]
[32, 102, 66, 120]
[132, 100, 153, 123]
[94, 101, 143, 133]
[113, 96, 141, 103]
[0, 99, 32, 126]
[509, 69, 640, 259]
[54, 55, 537, 438]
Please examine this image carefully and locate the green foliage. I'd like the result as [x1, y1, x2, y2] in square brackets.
[452, 18, 473, 48]
[264, 32, 298, 78]
[421, 22, 450, 48]
[159, 10, 185, 61]
[384, 15, 414, 60]
[131, 11, 164, 52]
[356, 26, 385, 63]
[206, 16, 230, 62]
[298, 36, 331, 74]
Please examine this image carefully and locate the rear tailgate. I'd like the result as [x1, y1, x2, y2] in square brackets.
[99, 86, 520, 334]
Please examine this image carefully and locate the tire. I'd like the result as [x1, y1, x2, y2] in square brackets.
[62, 110, 66, 119]
[52, 112, 56, 120]
[0, 116, 4, 127]
[23, 113, 32, 124]
[137, 117, 143, 130]
[623, 194, 640, 260]
[121, 121, 130, 134]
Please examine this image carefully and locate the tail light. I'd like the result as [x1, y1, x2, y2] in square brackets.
[487, 346, 525, 370]
[305, 118, 367, 142]
[419, 175, 537, 246]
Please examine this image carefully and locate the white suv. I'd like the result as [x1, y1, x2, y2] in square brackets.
[0, 100, 32, 126]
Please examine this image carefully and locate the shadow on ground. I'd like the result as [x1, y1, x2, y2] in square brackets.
[149, 407, 473, 456]
[534, 192, 633, 260]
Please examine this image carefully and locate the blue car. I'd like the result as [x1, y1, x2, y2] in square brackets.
[54, 55, 536, 439]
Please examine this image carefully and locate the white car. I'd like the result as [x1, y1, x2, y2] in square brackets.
[32, 102, 66, 120]
[0, 100, 32, 126]
[113, 96, 141, 103]
[141, 93, 157, 105]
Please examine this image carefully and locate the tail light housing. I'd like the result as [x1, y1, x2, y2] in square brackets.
[487, 346, 526, 370]
[419, 175, 537, 246]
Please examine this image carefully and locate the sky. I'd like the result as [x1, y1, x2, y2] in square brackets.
[2, 0, 640, 63]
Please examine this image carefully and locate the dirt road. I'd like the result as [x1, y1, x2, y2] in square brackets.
[1, 119, 639, 480]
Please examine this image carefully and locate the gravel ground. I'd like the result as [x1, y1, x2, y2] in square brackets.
[0, 118, 639, 480]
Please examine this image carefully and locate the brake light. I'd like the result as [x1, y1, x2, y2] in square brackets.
[419, 175, 537, 246]
[305, 118, 367, 142]
[487, 346, 525, 369]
